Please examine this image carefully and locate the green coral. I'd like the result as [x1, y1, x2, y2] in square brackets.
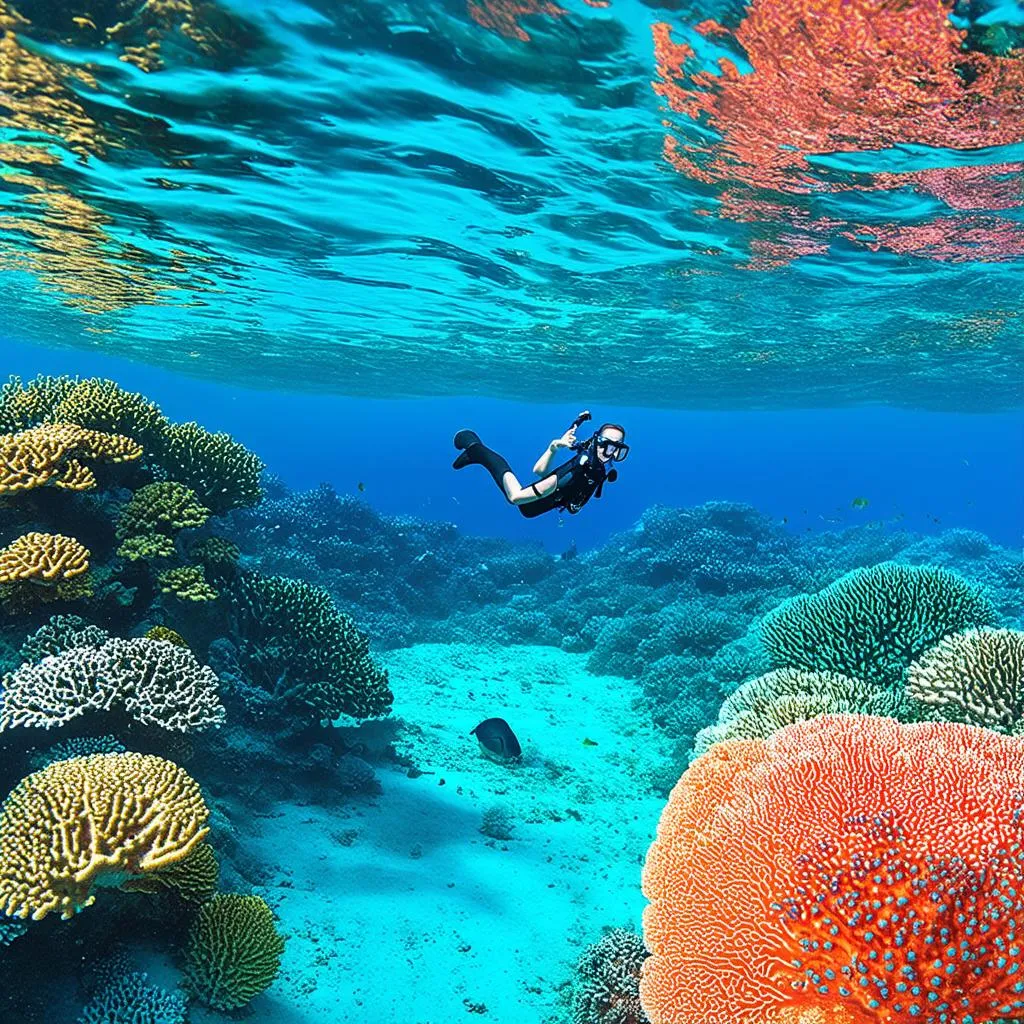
[692, 668, 905, 757]
[192, 535, 240, 567]
[907, 628, 1024, 732]
[154, 422, 264, 513]
[144, 625, 189, 648]
[159, 565, 219, 602]
[230, 573, 392, 720]
[760, 562, 997, 690]
[118, 534, 176, 562]
[117, 482, 210, 539]
[183, 894, 285, 1010]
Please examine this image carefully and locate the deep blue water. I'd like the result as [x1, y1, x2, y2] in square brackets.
[4, 337, 1022, 549]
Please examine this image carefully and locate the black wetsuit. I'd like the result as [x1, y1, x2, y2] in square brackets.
[453, 430, 615, 518]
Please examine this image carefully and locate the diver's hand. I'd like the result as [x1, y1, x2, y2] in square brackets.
[550, 428, 576, 452]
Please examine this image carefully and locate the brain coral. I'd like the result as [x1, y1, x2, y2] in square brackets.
[0, 637, 225, 733]
[0, 423, 142, 495]
[572, 928, 651, 1024]
[641, 715, 1024, 1024]
[692, 668, 905, 756]
[116, 481, 210, 539]
[0, 752, 209, 920]
[907, 628, 1024, 732]
[183, 893, 285, 1009]
[760, 562, 997, 689]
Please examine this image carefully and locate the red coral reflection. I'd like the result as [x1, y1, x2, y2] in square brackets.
[466, 0, 567, 41]
[653, 0, 1024, 266]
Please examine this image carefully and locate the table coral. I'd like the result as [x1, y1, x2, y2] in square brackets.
[907, 627, 1024, 731]
[642, 715, 1024, 1024]
[0, 637, 225, 733]
[0, 531, 89, 582]
[0, 423, 142, 495]
[0, 752, 209, 920]
[183, 893, 285, 1010]
[760, 562, 997, 689]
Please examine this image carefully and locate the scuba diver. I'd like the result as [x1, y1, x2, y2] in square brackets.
[452, 411, 629, 519]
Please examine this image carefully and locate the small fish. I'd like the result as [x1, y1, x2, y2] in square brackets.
[781, 516, 788, 525]
[73, 15, 97, 28]
[852, 497, 869, 509]
[357, 481, 366, 493]
[582, 737, 598, 747]
[471, 718, 522, 760]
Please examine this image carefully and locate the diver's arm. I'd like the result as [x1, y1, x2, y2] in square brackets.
[533, 427, 576, 475]
[506, 472, 558, 505]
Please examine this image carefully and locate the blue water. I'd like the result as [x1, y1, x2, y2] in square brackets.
[1, 0, 1023, 1021]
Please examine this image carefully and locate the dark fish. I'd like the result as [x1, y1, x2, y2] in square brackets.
[582, 737, 598, 747]
[357, 481, 366, 492]
[561, 540, 578, 561]
[471, 717, 522, 760]
[852, 497, 869, 509]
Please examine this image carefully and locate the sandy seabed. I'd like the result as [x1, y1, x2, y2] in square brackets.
[188, 642, 675, 1024]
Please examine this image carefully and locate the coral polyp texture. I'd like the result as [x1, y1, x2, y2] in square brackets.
[154, 421, 264, 513]
[0, 752, 209, 920]
[0, 531, 89, 583]
[760, 562, 997, 689]
[229, 572, 393, 720]
[121, 840, 219, 904]
[158, 564, 219, 601]
[641, 715, 1024, 1024]
[691, 668, 904, 756]
[572, 927, 651, 1024]
[77, 970, 188, 1024]
[0, 637, 225, 733]
[0, 423, 142, 494]
[907, 628, 1024, 732]
[183, 893, 285, 1010]
[116, 481, 210, 539]
[19, 613, 109, 662]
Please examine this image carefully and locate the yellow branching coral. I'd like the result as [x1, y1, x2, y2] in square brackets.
[184, 893, 285, 1009]
[117, 534, 176, 561]
[0, 531, 89, 582]
[0, 752, 209, 920]
[192, 535, 240, 567]
[145, 625, 189, 648]
[159, 565, 218, 602]
[117, 482, 210, 539]
[121, 840, 218, 904]
[0, 423, 142, 494]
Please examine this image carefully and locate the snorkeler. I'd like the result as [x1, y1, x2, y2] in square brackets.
[452, 411, 628, 518]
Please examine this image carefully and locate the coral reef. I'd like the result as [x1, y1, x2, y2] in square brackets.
[27, 734, 126, 772]
[19, 614, 109, 661]
[760, 562, 998, 689]
[183, 893, 285, 1009]
[906, 627, 1024, 731]
[0, 752, 209, 919]
[158, 565, 219, 601]
[692, 667, 904, 756]
[0, 637, 225, 733]
[0, 531, 90, 584]
[641, 715, 1024, 1022]
[116, 482, 210, 539]
[120, 841, 219, 904]
[77, 969, 188, 1024]
[572, 928, 650, 1024]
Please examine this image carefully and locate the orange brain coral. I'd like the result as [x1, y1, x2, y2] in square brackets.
[641, 715, 1024, 1024]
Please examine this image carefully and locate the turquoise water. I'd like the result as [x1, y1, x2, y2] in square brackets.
[0, 0, 1023, 1022]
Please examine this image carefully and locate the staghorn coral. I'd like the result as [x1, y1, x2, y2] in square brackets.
[117, 481, 210, 539]
[0, 752, 209, 920]
[27, 734, 126, 772]
[572, 928, 650, 1024]
[229, 572, 392, 721]
[0, 637, 225, 733]
[0, 423, 142, 494]
[19, 613, 109, 662]
[692, 667, 904, 756]
[77, 968, 187, 1024]
[153, 421, 264, 513]
[144, 625, 188, 648]
[158, 564, 219, 601]
[183, 893, 285, 1010]
[760, 562, 997, 689]
[120, 840, 218, 904]
[641, 715, 1024, 1024]
[117, 533, 176, 562]
[907, 627, 1024, 732]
